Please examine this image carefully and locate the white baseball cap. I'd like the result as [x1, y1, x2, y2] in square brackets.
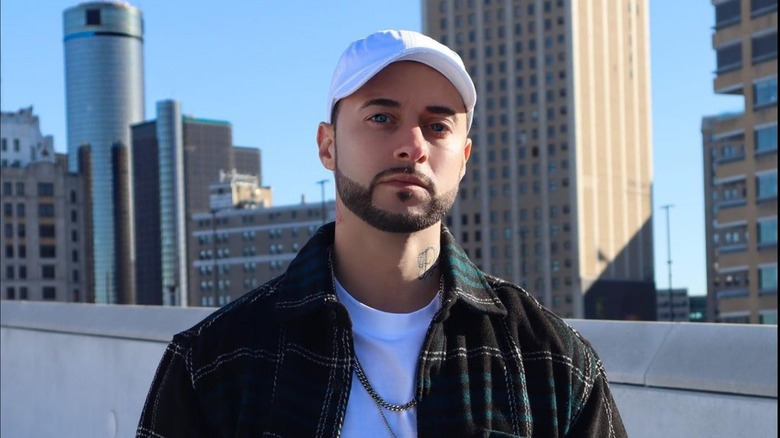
[326, 29, 477, 129]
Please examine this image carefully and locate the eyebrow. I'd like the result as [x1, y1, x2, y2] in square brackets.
[360, 98, 400, 110]
[360, 99, 457, 117]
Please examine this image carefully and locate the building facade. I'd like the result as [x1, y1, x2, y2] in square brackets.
[425, 0, 655, 318]
[190, 199, 334, 307]
[1, 157, 88, 303]
[63, 1, 145, 304]
[131, 100, 264, 305]
[656, 287, 691, 322]
[703, 0, 777, 324]
[1, 107, 56, 168]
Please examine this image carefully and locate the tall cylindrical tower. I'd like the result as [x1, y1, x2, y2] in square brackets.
[64, 1, 144, 304]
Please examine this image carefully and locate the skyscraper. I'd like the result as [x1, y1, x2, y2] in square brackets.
[425, 0, 655, 319]
[703, 0, 777, 324]
[63, 1, 144, 303]
[131, 100, 263, 306]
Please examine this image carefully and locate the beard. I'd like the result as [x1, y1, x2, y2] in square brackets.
[335, 163, 458, 234]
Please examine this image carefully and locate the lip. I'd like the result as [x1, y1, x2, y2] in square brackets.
[379, 174, 429, 189]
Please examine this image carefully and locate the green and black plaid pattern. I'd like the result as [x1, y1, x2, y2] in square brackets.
[137, 223, 626, 437]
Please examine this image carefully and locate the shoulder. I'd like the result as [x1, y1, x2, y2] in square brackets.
[485, 276, 609, 423]
[485, 275, 602, 377]
[170, 274, 287, 358]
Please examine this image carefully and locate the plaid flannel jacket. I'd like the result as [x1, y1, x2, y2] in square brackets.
[137, 223, 627, 437]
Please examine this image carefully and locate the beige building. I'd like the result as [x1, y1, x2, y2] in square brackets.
[703, 0, 777, 324]
[1, 108, 88, 303]
[425, 0, 654, 318]
[189, 173, 334, 307]
[1, 156, 88, 303]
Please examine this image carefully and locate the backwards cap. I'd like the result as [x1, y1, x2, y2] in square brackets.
[326, 29, 477, 129]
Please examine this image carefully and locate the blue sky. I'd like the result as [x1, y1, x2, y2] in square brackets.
[1, 1, 740, 296]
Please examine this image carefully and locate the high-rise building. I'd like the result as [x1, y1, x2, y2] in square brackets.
[63, 1, 144, 304]
[1, 108, 88, 303]
[703, 0, 777, 324]
[131, 100, 264, 305]
[425, 0, 655, 318]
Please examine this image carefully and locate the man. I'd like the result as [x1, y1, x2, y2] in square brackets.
[137, 30, 626, 437]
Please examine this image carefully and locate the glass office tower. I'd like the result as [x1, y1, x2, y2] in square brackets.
[64, 1, 144, 303]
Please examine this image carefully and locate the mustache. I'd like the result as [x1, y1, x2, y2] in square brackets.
[369, 167, 435, 192]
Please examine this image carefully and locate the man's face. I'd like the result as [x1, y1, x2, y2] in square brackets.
[317, 61, 472, 233]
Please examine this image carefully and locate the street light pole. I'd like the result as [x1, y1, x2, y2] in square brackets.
[661, 204, 674, 320]
[317, 179, 329, 224]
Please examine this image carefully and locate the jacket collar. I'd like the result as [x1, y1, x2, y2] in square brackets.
[273, 222, 507, 322]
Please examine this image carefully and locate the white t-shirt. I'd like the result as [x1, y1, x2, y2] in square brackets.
[334, 277, 441, 437]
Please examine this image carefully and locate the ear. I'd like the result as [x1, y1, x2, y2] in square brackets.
[459, 137, 472, 180]
[317, 122, 336, 171]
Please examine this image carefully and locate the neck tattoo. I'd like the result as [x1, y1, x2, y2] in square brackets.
[327, 247, 443, 438]
[417, 246, 438, 280]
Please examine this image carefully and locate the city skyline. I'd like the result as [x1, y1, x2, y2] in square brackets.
[1, 1, 741, 297]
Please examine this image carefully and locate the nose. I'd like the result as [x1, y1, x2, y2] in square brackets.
[394, 125, 428, 163]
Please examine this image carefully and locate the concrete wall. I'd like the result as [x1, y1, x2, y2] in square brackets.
[1, 301, 777, 437]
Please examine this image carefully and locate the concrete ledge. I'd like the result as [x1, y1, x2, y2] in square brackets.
[569, 319, 778, 398]
[0, 300, 214, 342]
[2, 301, 777, 398]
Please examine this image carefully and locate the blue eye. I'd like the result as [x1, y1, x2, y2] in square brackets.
[431, 123, 445, 132]
[370, 114, 389, 123]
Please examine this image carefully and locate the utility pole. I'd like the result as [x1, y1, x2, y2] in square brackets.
[661, 204, 674, 320]
[317, 179, 329, 224]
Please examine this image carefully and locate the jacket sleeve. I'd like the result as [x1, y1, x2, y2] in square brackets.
[136, 340, 214, 438]
[566, 363, 628, 438]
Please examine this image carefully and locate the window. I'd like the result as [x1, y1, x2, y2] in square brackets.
[752, 32, 777, 64]
[757, 172, 778, 200]
[6, 265, 14, 279]
[758, 218, 778, 246]
[752, 0, 777, 16]
[19, 266, 26, 279]
[38, 203, 55, 218]
[2, 182, 10, 195]
[4, 224, 12, 238]
[5, 245, 13, 258]
[715, 0, 740, 28]
[755, 125, 777, 153]
[753, 77, 777, 108]
[15, 182, 24, 196]
[43, 287, 56, 300]
[6, 287, 15, 300]
[716, 43, 742, 73]
[86, 8, 101, 25]
[20, 287, 27, 300]
[19, 245, 26, 259]
[42, 265, 56, 279]
[37, 183, 54, 197]
[3, 203, 12, 217]
[758, 265, 777, 292]
[13, 139, 19, 152]
[40, 245, 56, 258]
[17, 203, 25, 217]
[39, 224, 56, 238]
